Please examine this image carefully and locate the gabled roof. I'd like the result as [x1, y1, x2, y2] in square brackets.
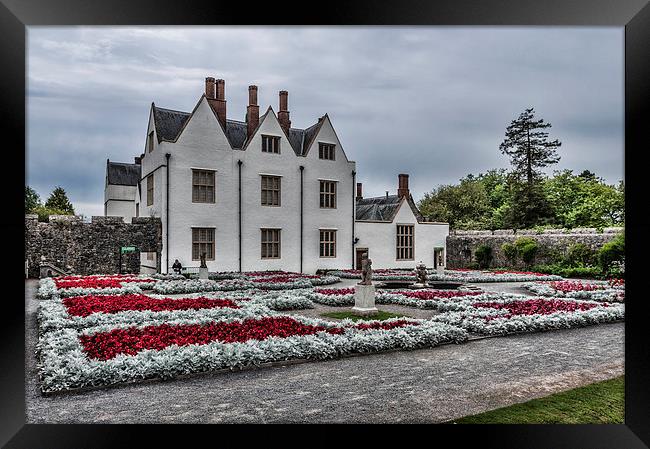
[152, 101, 322, 154]
[107, 161, 140, 186]
[152, 106, 190, 142]
[355, 194, 426, 223]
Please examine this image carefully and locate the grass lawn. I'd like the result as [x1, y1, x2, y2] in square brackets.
[320, 310, 409, 321]
[450, 375, 624, 424]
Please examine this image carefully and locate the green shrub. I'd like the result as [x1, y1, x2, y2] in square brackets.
[514, 237, 537, 251]
[565, 243, 595, 267]
[597, 233, 625, 273]
[474, 245, 493, 269]
[519, 242, 539, 266]
[501, 242, 518, 264]
[532, 264, 603, 279]
[31, 205, 69, 222]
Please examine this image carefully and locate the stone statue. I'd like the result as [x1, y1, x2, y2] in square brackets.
[359, 253, 373, 285]
[415, 261, 428, 285]
[199, 252, 207, 268]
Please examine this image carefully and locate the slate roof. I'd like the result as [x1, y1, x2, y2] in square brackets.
[355, 195, 402, 221]
[152, 106, 190, 142]
[224, 120, 248, 149]
[151, 103, 321, 154]
[355, 194, 426, 223]
[107, 161, 141, 186]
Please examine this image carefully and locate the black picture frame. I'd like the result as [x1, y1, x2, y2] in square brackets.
[2, 0, 648, 447]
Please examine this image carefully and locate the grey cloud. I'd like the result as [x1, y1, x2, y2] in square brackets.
[27, 26, 623, 217]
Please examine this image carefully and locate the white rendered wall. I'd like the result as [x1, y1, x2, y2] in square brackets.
[105, 184, 137, 222]
[138, 98, 356, 274]
[355, 200, 449, 269]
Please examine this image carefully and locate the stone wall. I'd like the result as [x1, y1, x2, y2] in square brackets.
[25, 215, 162, 278]
[446, 227, 623, 269]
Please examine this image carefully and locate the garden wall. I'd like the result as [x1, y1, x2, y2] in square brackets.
[446, 227, 623, 269]
[25, 215, 162, 278]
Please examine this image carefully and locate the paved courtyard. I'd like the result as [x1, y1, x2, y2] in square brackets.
[25, 279, 624, 423]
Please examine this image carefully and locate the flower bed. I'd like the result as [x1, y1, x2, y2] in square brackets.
[522, 280, 625, 302]
[37, 310, 467, 393]
[432, 297, 624, 336]
[328, 269, 416, 281]
[208, 270, 341, 287]
[430, 269, 563, 283]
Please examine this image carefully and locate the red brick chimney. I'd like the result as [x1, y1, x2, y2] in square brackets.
[277, 90, 291, 134]
[398, 174, 410, 199]
[207, 78, 227, 129]
[356, 182, 363, 199]
[247, 85, 259, 139]
[205, 77, 216, 99]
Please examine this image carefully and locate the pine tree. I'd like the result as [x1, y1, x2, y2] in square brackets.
[499, 108, 561, 228]
[44, 186, 75, 214]
[25, 186, 41, 213]
[499, 108, 561, 187]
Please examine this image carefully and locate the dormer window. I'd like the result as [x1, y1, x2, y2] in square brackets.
[261, 135, 280, 154]
[318, 142, 335, 160]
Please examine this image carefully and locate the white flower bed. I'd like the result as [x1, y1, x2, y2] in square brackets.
[36, 297, 273, 333]
[522, 282, 625, 303]
[37, 312, 467, 393]
[432, 303, 624, 336]
[36, 278, 145, 300]
[429, 270, 563, 283]
[152, 279, 254, 294]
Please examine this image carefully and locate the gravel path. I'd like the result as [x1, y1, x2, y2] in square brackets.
[25, 280, 624, 423]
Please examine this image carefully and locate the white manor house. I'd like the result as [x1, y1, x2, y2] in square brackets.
[104, 77, 449, 274]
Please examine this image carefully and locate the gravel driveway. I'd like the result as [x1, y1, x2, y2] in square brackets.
[25, 279, 624, 423]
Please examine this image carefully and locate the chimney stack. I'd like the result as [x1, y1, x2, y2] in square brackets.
[398, 174, 410, 199]
[207, 78, 227, 129]
[247, 85, 260, 138]
[205, 77, 216, 99]
[356, 182, 363, 199]
[134, 156, 142, 165]
[278, 90, 291, 134]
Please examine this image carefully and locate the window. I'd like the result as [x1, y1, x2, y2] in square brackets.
[319, 230, 337, 258]
[192, 228, 215, 261]
[148, 131, 154, 153]
[319, 180, 337, 209]
[192, 169, 216, 203]
[318, 142, 335, 160]
[261, 175, 281, 206]
[146, 173, 154, 206]
[261, 135, 280, 153]
[261, 229, 281, 259]
[136, 203, 139, 217]
[396, 224, 414, 260]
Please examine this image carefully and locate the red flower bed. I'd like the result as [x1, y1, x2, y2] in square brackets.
[391, 290, 483, 300]
[251, 275, 316, 283]
[63, 294, 240, 317]
[314, 288, 355, 296]
[608, 278, 625, 287]
[472, 298, 600, 318]
[54, 276, 152, 289]
[548, 281, 606, 293]
[80, 316, 419, 360]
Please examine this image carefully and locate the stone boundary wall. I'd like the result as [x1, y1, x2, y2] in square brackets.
[25, 215, 162, 278]
[446, 227, 623, 269]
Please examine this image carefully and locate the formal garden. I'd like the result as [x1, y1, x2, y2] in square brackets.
[34, 267, 625, 394]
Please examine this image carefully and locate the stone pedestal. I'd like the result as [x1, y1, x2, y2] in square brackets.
[352, 284, 378, 316]
[198, 267, 209, 280]
[436, 266, 444, 275]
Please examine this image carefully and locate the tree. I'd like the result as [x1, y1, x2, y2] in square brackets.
[25, 186, 41, 213]
[499, 108, 561, 228]
[418, 176, 491, 229]
[499, 108, 562, 186]
[44, 186, 75, 214]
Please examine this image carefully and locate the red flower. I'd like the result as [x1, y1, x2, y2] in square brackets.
[314, 288, 355, 296]
[63, 294, 239, 317]
[472, 298, 599, 318]
[79, 316, 418, 360]
[391, 290, 482, 300]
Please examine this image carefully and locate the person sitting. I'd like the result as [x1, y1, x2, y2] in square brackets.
[171, 259, 182, 274]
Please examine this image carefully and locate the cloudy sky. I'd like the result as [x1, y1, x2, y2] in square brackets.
[27, 27, 624, 217]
